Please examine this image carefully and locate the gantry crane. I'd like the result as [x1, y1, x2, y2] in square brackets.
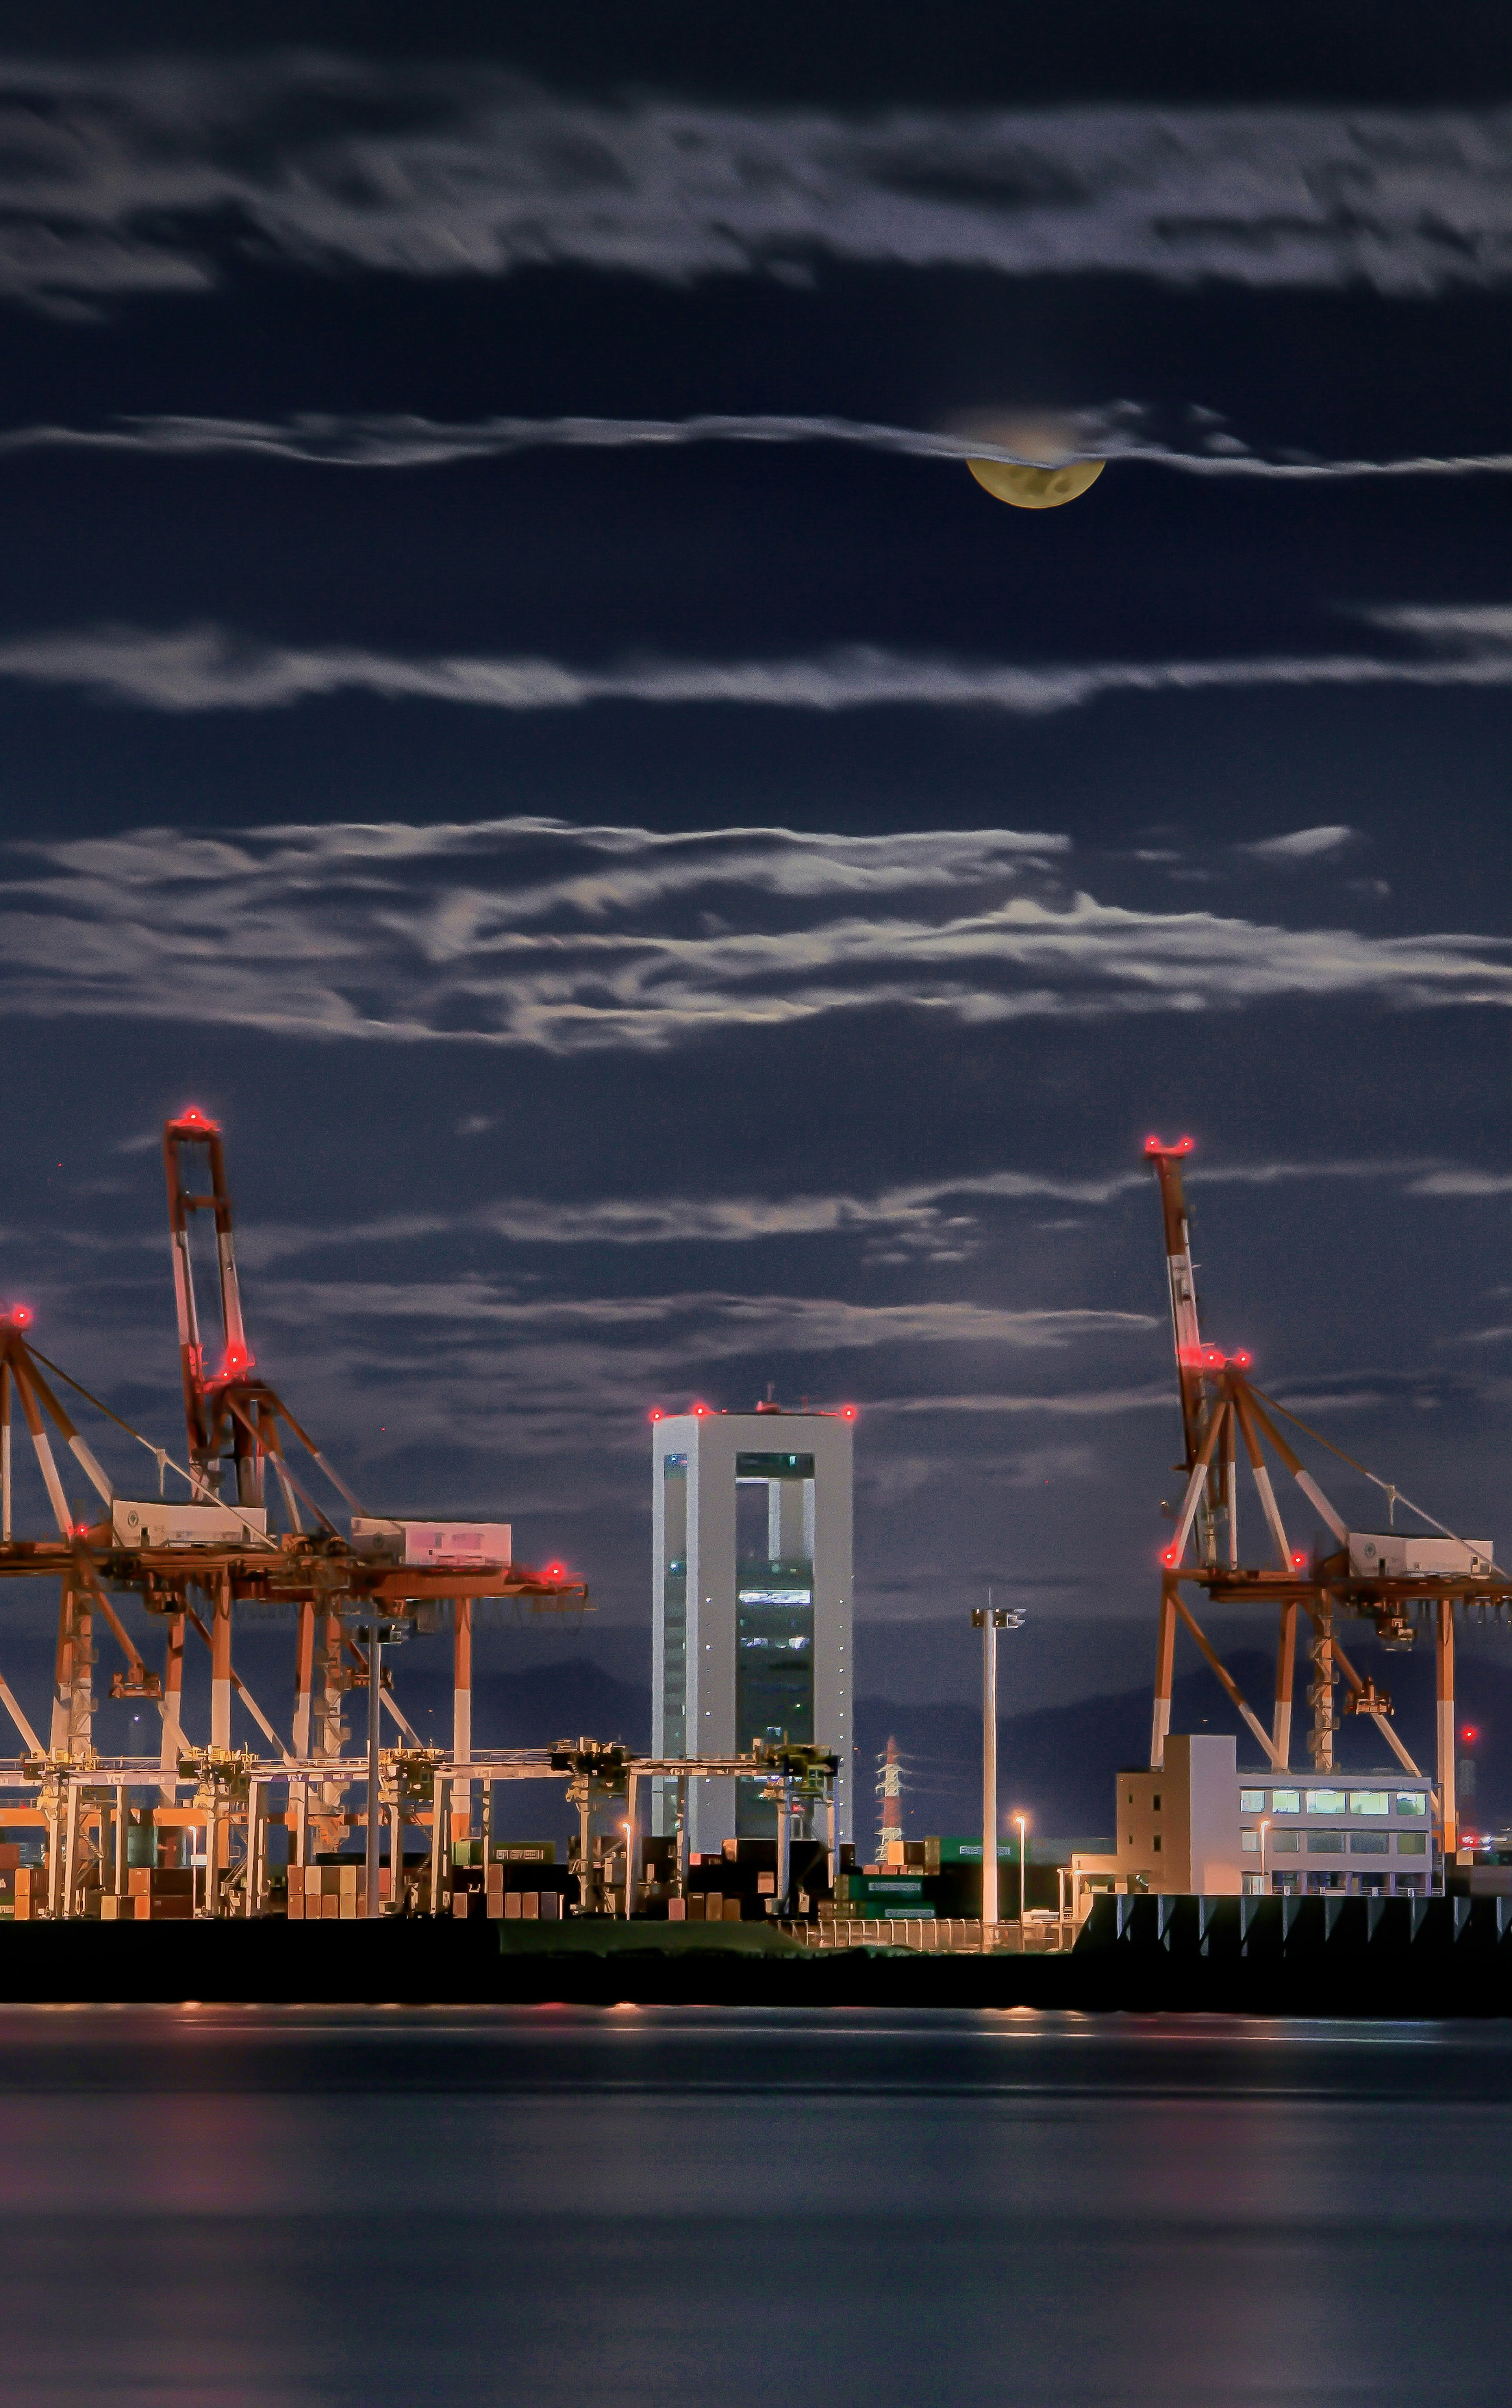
[0, 1109, 591, 1912]
[1144, 1134, 1508, 1855]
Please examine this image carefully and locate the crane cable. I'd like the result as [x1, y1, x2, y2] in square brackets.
[1251, 1381, 1508, 1581]
[26, 1344, 276, 1550]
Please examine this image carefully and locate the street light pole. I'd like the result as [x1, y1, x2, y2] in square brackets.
[972, 1603, 1008, 1947]
[1015, 1813, 1028, 1921]
[1260, 1817, 1269, 1896]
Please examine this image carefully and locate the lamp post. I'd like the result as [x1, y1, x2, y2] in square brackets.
[972, 1604, 1008, 1945]
[971, 1594, 1025, 1950]
[1015, 1813, 1028, 1921]
[1259, 1817, 1269, 1896]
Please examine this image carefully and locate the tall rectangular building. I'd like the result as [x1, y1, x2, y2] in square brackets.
[652, 1408, 854, 1853]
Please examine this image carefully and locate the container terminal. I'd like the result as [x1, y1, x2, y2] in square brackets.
[0, 1111, 1506, 2006]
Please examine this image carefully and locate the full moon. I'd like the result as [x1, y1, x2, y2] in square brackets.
[966, 456, 1105, 509]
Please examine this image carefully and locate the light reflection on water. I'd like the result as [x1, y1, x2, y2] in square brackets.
[1, 2007, 1506, 2406]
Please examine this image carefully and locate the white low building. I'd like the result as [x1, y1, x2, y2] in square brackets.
[1069, 1733, 1435, 1910]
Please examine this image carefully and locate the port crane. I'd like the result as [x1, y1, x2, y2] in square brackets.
[1144, 1134, 1508, 1854]
[0, 1108, 591, 1909]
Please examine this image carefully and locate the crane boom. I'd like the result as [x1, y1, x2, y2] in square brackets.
[1144, 1134, 1217, 1565]
[163, 1107, 259, 1505]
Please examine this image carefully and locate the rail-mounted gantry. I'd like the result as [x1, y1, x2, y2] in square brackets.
[0, 1110, 592, 1912]
[1144, 1134, 1509, 1854]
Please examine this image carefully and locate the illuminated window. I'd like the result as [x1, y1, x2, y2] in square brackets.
[1349, 1832, 1389, 1854]
[1395, 1793, 1427, 1818]
[1305, 1789, 1345, 1815]
[1396, 1832, 1427, 1856]
[1239, 1789, 1266, 1812]
[1271, 1788, 1301, 1814]
[1349, 1791, 1389, 1817]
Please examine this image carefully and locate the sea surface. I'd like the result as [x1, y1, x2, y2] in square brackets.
[2, 2006, 1506, 2406]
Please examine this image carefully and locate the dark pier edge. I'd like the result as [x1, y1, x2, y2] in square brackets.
[0, 1895, 1508, 2015]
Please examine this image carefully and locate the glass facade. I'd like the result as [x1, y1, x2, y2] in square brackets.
[735, 1557, 813, 1835]
[735, 1451, 816, 1481]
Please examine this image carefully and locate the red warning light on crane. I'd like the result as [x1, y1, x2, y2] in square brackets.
[648, 1407, 663, 1422]
[841, 1405, 858, 1421]
[1144, 1134, 1195, 1157]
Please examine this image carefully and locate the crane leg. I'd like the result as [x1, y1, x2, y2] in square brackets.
[1437, 1598, 1456, 1859]
[452, 1598, 472, 1843]
[1273, 1600, 1298, 1770]
[1151, 1581, 1177, 1768]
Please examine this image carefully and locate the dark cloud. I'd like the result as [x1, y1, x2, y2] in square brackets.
[0, 62, 1505, 308]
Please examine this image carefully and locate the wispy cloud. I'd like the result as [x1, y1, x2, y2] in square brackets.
[873, 1386, 1173, 1415]
[0, 63, 1505, 308]
[2, 816, 1506, 1051]
[24, 1151, 1504, 1274]
[2, 410, 1508, 483]
[0, 608, 1507, 719]
[246, 1280, 1154, 1355]
[1407, 1169, 1512, 1196]
[1240, 825, 1356, 864]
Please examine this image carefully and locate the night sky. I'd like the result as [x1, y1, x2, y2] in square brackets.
[1, 9, 1507, 1813]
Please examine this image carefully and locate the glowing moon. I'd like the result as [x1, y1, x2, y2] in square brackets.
[967, 456, 1105, 509]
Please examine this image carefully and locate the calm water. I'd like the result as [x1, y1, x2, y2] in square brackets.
[2, 2006, 1507, 2406]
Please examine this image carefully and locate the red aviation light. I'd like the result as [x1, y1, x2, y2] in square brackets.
[1162, 1544, 1181, 1568]
[692, 1401, 711, 1418]
[1460, 1725, 1479, 1745]
[544, 1561, 565, 1580]
[1231, 1350, 1253, 1369]
[1144, 1134, 1195, 1157]
[648, 1408, 663, 1423]
[217, 1344, 254, 1379]
[841, 1405, 858, 1421]
[1292, 1552, 1308, 1569]
[3, 1304, 32, 1328]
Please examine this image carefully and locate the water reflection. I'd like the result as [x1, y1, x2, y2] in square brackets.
[0, 2009, 1506, 2405]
